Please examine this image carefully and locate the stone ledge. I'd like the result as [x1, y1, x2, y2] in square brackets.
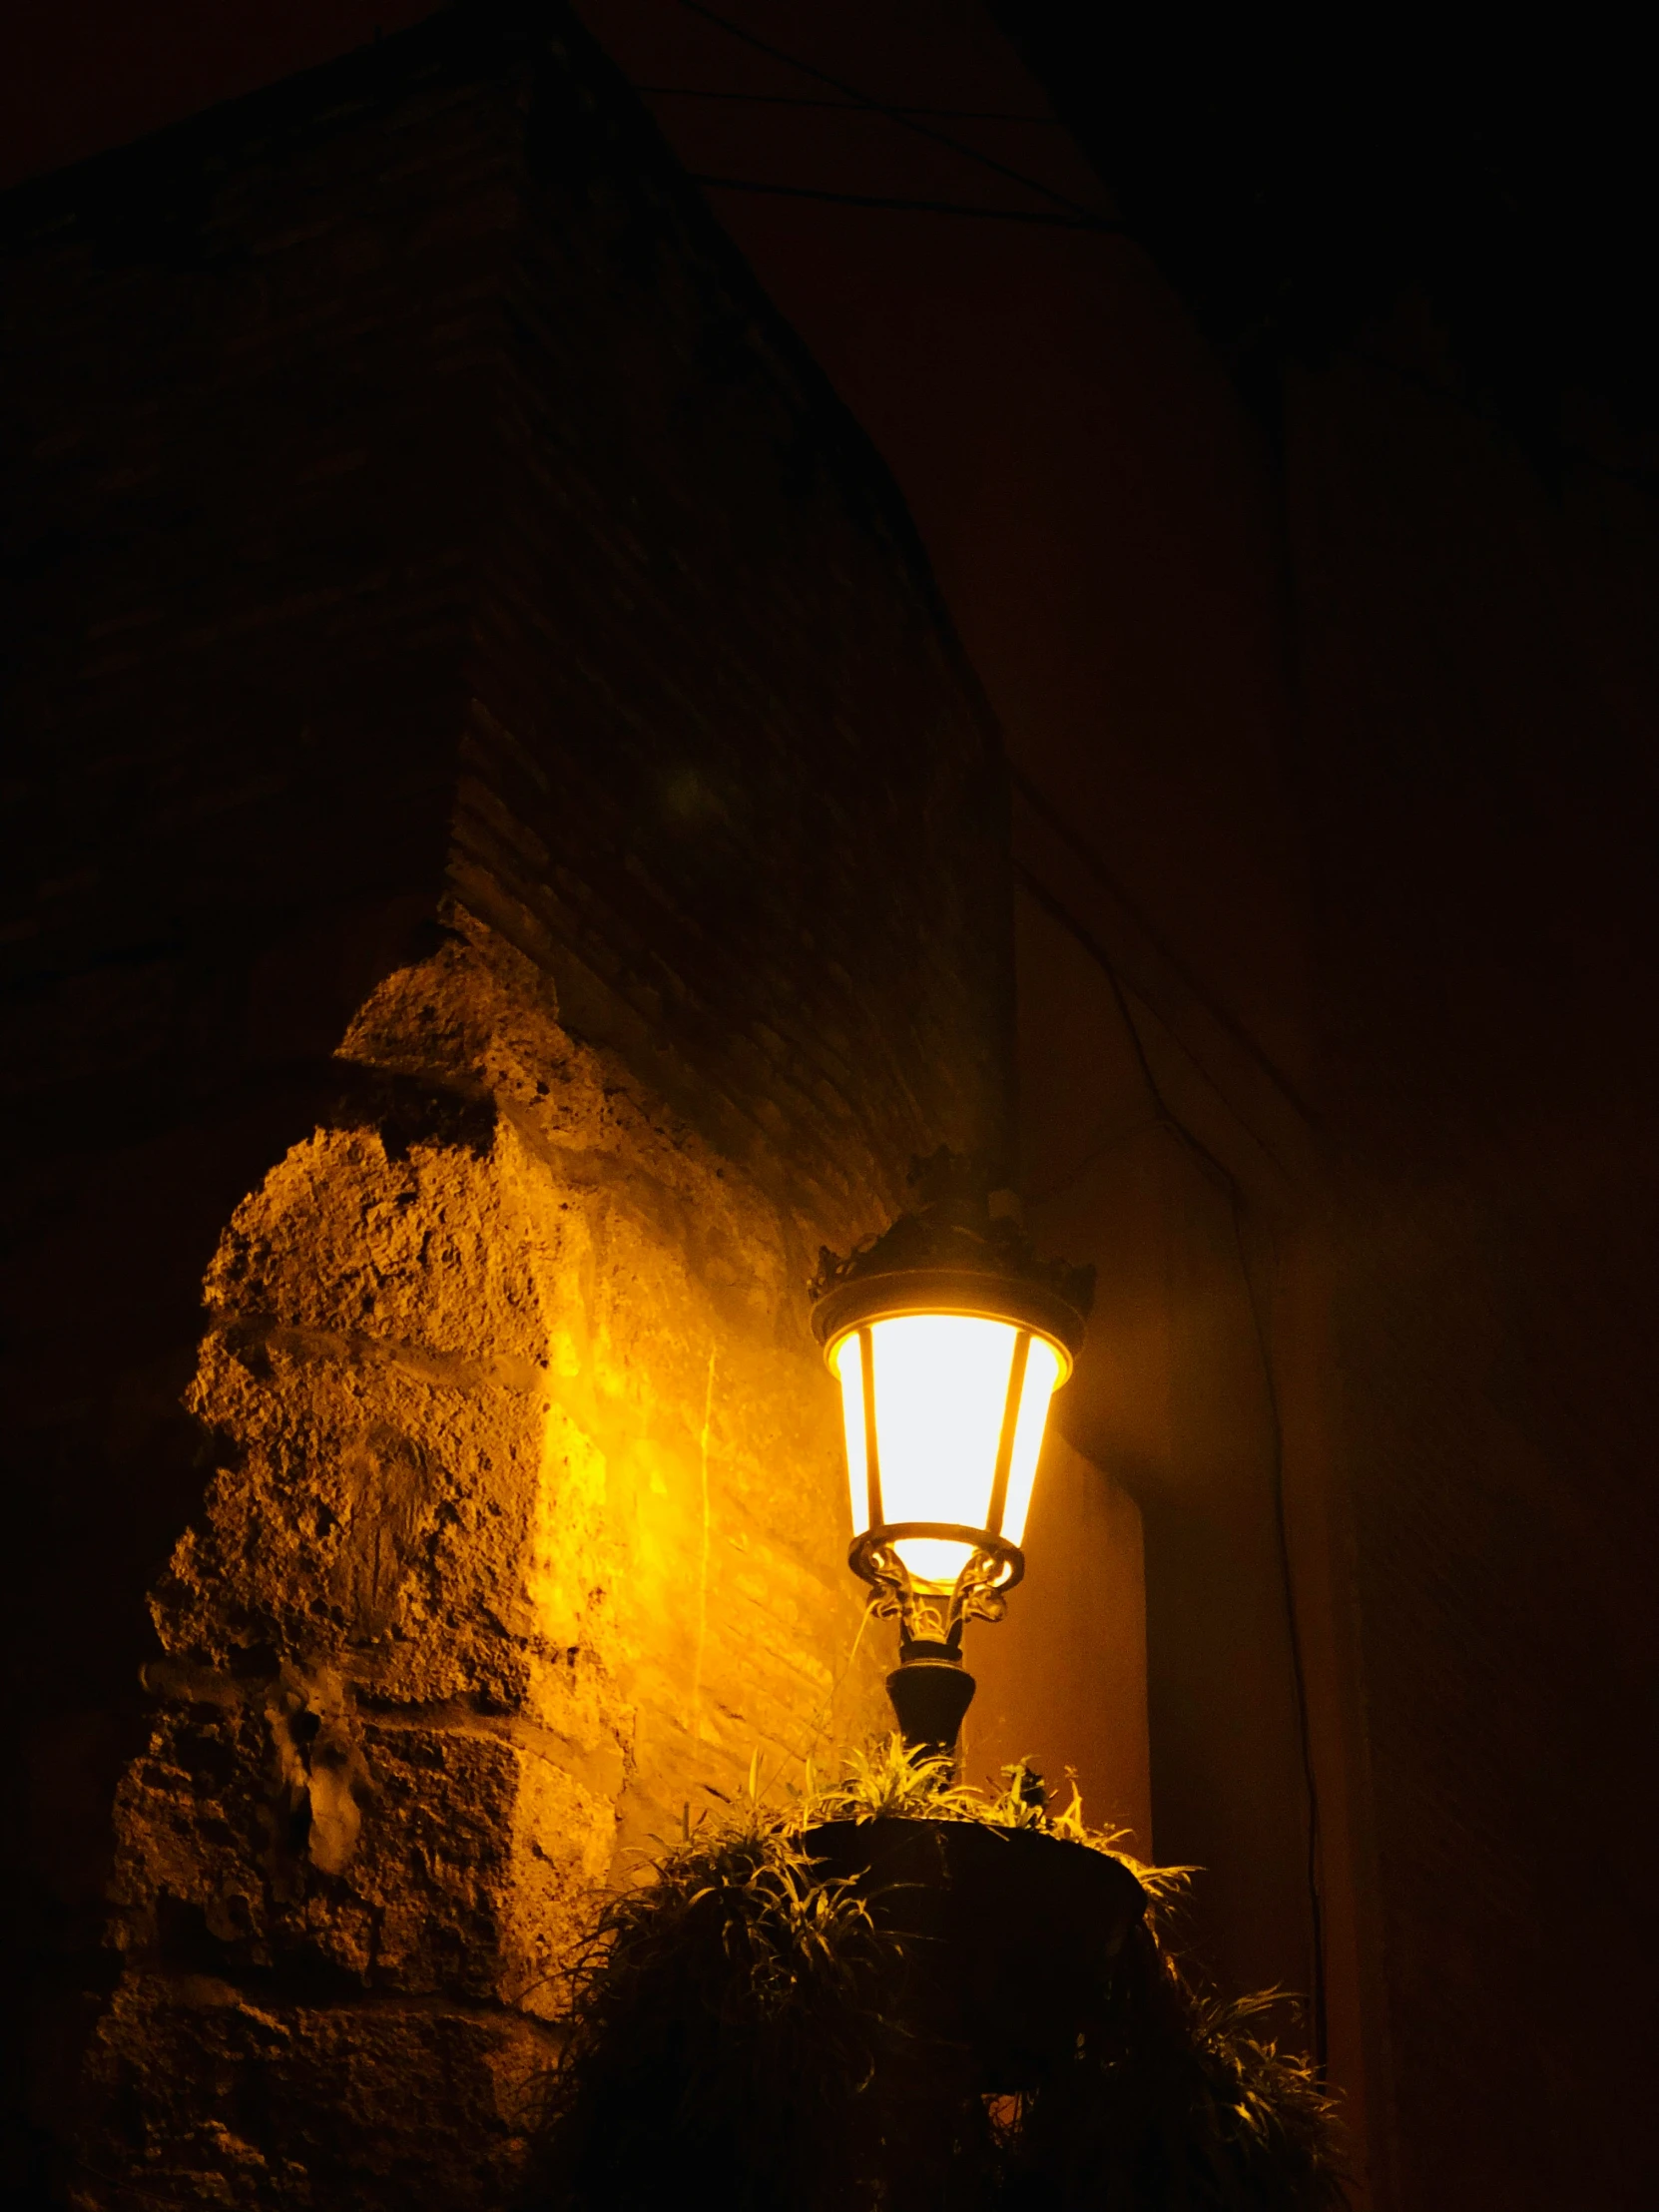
[216, 1314, 548, 1396]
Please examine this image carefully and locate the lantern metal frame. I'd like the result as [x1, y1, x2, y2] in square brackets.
[811, 1239, 1090, 1756]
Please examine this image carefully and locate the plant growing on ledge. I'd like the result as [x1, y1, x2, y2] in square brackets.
[525, 1741, 1345, 2212]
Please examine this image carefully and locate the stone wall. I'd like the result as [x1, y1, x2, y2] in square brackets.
[1, 12, 1009, 2202]
[79, 923, 899, 2206]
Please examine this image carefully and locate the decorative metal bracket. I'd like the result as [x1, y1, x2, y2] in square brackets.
[848, 1523, 1025, 1654]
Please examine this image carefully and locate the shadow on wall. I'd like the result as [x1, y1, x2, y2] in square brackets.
[1011, 877, 1319, 2022]
[965, 1431, 1151, 1863]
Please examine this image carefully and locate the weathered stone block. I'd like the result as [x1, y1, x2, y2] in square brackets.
[76, 1977, 553, 2210]
[155, 1306, 549, 1706]
[111, 1676, 615, 2009]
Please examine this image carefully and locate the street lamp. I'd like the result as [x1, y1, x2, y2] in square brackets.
[811, 1152, 1092, 1757]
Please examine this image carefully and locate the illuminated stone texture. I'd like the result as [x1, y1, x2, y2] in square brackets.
[1, 11, 1007, 2204]
[82, 927, 901, 2204]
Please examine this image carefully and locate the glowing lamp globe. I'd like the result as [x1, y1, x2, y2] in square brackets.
[810, 1155, 1092, 1755]
[814, 1283, 1079, 1594]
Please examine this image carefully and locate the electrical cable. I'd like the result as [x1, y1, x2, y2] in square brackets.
[1010, 766, 1317, 1134]
[673, 0, 1113, 226]
[686, 174, 1119, 229]
[634, 86, 1064, 123]
[1013, 855, 1330, 2074]
[658, 15, 1658, 501]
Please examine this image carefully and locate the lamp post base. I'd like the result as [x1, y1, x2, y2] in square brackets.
[886, 1638, 976, 1758]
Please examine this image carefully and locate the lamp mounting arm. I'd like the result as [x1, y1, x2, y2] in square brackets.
[851, 1528, 1023, 1651]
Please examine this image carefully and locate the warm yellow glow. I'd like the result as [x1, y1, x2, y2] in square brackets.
[870, 1317, 1014, 1580]
[833, 1314, 1064, 1590]
[835, 1332, 868, 1538]
[999, 1334, 1061, 1548]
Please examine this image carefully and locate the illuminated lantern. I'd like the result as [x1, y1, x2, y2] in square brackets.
[811, 1152, 1092, 1757]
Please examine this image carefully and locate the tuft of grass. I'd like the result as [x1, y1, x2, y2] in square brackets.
[524, 1737, 1348, 2212]
[527, 1815, 906, 2212]
[798, 1732, 986, 1826]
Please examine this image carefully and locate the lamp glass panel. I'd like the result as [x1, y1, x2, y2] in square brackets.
[868, 1314, 1018, 1588]
[998, 1335, 1062, 1549]
[834, 1333, 869, 1540]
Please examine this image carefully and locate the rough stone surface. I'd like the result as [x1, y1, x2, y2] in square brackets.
[69, 926, 902, 2206]
[80, 1977, 551, 2211]
[1, 13, 1009, 2202]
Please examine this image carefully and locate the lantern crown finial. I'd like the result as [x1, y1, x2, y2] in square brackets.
[809, 1148, 1095, 1325]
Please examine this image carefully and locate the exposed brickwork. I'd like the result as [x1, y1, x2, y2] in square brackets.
[1, 12, 1008, 2203]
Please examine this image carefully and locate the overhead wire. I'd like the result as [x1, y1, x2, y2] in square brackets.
[1013, 857, 1331, 2076]
[633, 86, 1065, 123]
[672, 0, 1115, 227]
[683, 174, 1119, 228]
